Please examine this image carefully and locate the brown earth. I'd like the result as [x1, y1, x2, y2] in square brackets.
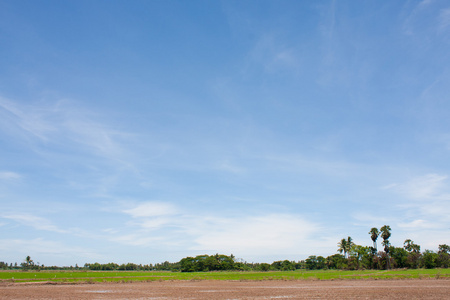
[0, 279, 449, 299]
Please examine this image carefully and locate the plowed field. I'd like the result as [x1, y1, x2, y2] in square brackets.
[1, 279, 449, 299]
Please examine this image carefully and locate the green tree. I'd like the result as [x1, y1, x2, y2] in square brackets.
[380, 225, 392, 269]
[21, 256, 34, 269]
[179, 254, 238, 272]
[326, 254, 346, 269]
[258, 263, 270, 271]
[421, 250, 438, 269]
[403, 239, 421, 268]
[369, 227, 379, 254]
[281, 260, 295, 271]
[390, 246, 408, 268]
[349, 245, 372, 269]
[403, 239, 420, 253]
[305, 256, 325, 270]
[0, 262, 8, 269]
[437, 244, 450, 268]
[316, 256, 326, 270]
[338, 238, 347, 258]
[337, 236, 354, 259]
[179, 256, 197, 272]
[438, 244, 450, 254]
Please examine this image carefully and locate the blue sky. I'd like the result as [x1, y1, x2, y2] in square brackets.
[1, 0, 449, 266]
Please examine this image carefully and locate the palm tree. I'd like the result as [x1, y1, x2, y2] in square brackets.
[380, 225, 392, 269]
[404, 239, 420, 253]
[346, 236, 354, 254]
[337, 236, 354, 259]
[369, 227, 379, 254]
[23, 256, 34, 269]
[380, 225, 391, 241]
[438, 244, 450, 254]
[338, 238, 348, 258]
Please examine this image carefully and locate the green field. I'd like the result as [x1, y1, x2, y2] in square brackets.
[1, 269, 449, 283]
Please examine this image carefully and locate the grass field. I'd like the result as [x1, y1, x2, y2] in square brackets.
[1, 269, 449, 283]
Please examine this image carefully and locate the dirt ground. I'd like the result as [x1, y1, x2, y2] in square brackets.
[1, 279, 449, 299]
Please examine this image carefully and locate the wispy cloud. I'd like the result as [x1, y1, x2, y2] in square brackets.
[0, 97, 57, 141]
[214, 160, 246, 174]
[0, 96, 140, 198]
[0, 171, 21, 180]
[319, 0, 336, 44]
[1, 213, 67, 233]
[381, 174, 450, 243]
[246, 33, 300, 74]
[385, 173, 448, 199]
[398, 219, 439, 229]
[401, 0, 434, 36]
[352, 212, 390, 227]
[123, 201, 178, 218]
[0, 238, 102, 263]
[0, 97, 131, 163]
[112, 202, 324, 257]
[110, 233, 165, 247]
[438, 8, 450, 32]
[350, 172, 450, 249]
[189, 214, 320, 255]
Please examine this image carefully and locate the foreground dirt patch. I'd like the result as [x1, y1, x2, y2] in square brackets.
[1, 279, 449, 299]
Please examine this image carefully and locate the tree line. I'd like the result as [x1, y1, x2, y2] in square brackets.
[330, 225, 449, 270]
[2, 226, 448, 272]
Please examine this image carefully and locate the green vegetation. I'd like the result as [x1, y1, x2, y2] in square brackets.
[0, 269, 448, 283]
[1, 225, 448, 275]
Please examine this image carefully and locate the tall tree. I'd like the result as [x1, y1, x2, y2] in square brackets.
[22, 256, 34, 270]
[438, 244, 450, 254]
[347, 236, 354, 254]
[369, 227, 379, 254]
[404, 239, 420, 253]
[338, 238, 348, 258]
[380, 225, 392, 269]
[437, 244, 450, 268]
[337, 236, 354, 259]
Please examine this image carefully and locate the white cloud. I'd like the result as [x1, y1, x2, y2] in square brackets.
[401, 0, 434, 36]
[246, 34, 300, 74]
[261, 153, 361, 178]
[123, 202, 178, 218]
[352, 212, 389, 226]
[190, 214, 319, 255]
[61, 116, 130, 162]
[0, 96, 139, 198]
[438, 8, 450, 32]
[138, 217, 174, 229]
[398, 219, 439, 229]
[0, 97, 56, 141]
[0, 171, 21, 180]
[378, 174, 450, 248]
[115, 203, 324, 258]
[319, 0, 336, 46]
[0, 97, 131, 163]
[215, 160, 246, 174]
[389, 173, 448, 199]
[0, 238, 102, 263]
[383, 174, 450, 222]
[110, 233, 165, 247]
[1, 214, 67, 233]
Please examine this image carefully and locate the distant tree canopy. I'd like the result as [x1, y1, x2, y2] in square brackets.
[179, 254, 238, 272]
[3, 227, 448, 272]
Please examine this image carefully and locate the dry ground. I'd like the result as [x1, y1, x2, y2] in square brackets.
[1, 279, 449, 299]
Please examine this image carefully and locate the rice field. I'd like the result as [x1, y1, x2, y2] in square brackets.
[1, 268, 449, 283]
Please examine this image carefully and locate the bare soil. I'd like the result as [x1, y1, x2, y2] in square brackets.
[1, 279, 449, 299]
